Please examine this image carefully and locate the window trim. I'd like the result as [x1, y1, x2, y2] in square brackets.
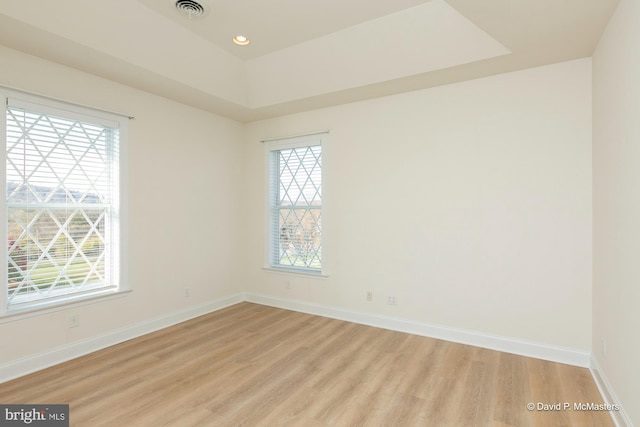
[0, 88, 130, 318]
[264, 132, 328, 277]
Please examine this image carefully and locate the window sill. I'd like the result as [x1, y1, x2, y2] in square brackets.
[262, 267, 329, 279]
[0, 288, 132, 324]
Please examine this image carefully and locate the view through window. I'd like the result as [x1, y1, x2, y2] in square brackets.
[267, 133, 325, 273]
[4, 93, 124, 311]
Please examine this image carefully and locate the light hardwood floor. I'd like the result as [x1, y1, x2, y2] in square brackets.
[0, 302, 614, 426]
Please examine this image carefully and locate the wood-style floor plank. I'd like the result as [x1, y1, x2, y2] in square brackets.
[0, 302, 615, 426]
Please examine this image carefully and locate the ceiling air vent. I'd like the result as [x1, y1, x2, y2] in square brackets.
[174, 0, 207, 18]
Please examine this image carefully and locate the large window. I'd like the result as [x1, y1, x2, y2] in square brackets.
[2, 90, 127, 313]
[267, 133, 326, 274]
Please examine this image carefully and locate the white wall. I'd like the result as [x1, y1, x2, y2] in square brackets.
[0, 46, 244, 369]
[243, 59, 593, 352]
[0, 45, 596, 383]
[593, 0, 640, 424]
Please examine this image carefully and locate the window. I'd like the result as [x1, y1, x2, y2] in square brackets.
[2, 90, 127, 313]
[267, 133, 326, 274]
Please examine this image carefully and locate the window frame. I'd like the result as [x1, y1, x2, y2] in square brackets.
[0, 88, 129, 318]
[264, 132, 328, 276]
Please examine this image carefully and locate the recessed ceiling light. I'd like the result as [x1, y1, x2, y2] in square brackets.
[233, 35, 250, 46]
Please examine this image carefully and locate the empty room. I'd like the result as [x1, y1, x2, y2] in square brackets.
[0, 0, 638, 425]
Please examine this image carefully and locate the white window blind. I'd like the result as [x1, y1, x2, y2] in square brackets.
[5, 95, 123, 311]
[267, 133, 325, 273]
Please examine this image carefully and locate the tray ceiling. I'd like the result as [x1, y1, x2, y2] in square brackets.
[0, 0, 620, 121]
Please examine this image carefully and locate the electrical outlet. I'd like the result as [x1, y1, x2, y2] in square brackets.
[285, 280, 292, 290]
[366, 291, 373, 302]
[602, 338, 607, 357]
[387, 296, 397, 306]
[184, 287, 191, 297]
[68, 313, 79, 328]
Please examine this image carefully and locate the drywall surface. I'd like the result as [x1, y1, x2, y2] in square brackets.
[592, 0, 640, 424]
[0, 45, 244, 366]
[244, 59, 593, 351]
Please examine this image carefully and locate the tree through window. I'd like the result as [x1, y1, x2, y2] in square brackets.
[4, 93, 125, 311]
[267, 133, 325, 273]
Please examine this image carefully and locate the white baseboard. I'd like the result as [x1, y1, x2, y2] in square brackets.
[244, 292, 591, 367]
[0, 291, 594, 385]
[590, 354, 634, 427]
[3, 292, 630, 424]
[0, 293, 244, 383]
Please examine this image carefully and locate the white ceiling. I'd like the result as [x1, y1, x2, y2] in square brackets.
[0, 0, 620, 122]
[137, 0, 432, 60]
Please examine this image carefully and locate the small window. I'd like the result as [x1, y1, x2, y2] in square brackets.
[266, 133, 326, 274]
[2, 91, 127, 313]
